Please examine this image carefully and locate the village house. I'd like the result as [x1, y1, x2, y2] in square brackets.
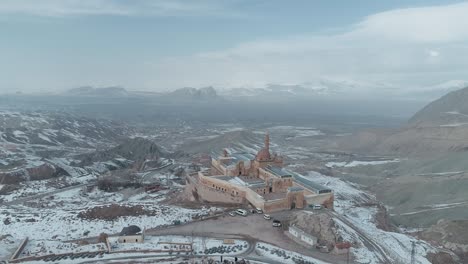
[117, 225, 145, 243]
[288, 225, 318, 247]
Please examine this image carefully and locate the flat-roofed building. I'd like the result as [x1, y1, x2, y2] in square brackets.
[288, 225, 318, 247]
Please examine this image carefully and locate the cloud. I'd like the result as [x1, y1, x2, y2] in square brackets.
[0, 0, 241, 17]
[426, 49, 440, 57]
[2, 1, 468, 92]
[353, 2, 468, 43]
[149, 2, 468, 90]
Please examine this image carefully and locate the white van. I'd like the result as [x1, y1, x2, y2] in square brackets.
[255, 208, 263, 214]
[236, 209, 248, 216]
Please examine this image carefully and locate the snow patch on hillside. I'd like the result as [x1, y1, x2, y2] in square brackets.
[325, 159, 400, 168]
[301, 171, 435, 264]
[256, 242, 329, 264]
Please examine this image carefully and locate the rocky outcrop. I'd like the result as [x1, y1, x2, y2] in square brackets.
[374, 204, 394, 231]
[77, 137, 169, 167]
[27, 163, 68, 181]
[0, 162, 68, 185]
[290, 211, 342, 247]
[421, 219, 468, 263]
[426, 251, 458, 264]
[0, 169, 28, 184]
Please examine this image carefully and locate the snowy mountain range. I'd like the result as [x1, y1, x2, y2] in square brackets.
[60, 79, 468, 102]
[65, 86, 129, 97]
[218, 78, 468, 101]
[163, 86, 219, 100]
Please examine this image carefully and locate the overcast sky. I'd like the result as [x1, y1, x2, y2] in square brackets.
[1, 0, 468, 93]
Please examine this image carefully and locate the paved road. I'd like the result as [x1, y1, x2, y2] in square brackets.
[328, 211, 392, 264]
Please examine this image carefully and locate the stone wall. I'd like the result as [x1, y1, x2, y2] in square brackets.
[118, 234, 144, 243]
[244, 187, 267, 210]
[199, 173, 245, 197]
[211, 159, 227, 175]
[263, 198, 289, 213]
[288, 191, 305, 209]
[195, 173, 246, 204]
[304, 193, 334, 209]
[194, 183, 245, 204]
[288, 225, 317, 248]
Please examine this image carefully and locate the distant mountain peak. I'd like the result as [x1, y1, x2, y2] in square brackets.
[65, 86, 128, 97]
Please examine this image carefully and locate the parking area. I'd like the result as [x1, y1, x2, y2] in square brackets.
[147, 210, 344, 263]
[149, 210, 287, 241]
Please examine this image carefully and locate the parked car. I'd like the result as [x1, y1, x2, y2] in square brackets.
[312, 204, 322, 210]
[229, 211, 236, 217]
[263, 214, 271, 220]
[255, 208, 263, 214]
[272, 219, 282, 227]
[236, 209, 248, 216]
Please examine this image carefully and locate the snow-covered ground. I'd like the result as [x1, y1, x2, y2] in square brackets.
[255, 242, 329, 264]
[0, 174, 96, 203]
[444, 110, 468, 117]
[325, 159, 400, 168]
[1, 180, 55, 202]
[396, 201, 468, 217]
[440, 122, 468, 127]
[0, 203, 201, 242]
[0, 235, 20, 261]
[20, 240, 106, 258]
[109, 235, 248, 255]
[18, 253, 266, 264]
[302, 171, 435, 264]
[0, 186, 210, 260]
[267, 126, 324, 139]
[282, 146, 334, 162]
[12, 236, 248, 262]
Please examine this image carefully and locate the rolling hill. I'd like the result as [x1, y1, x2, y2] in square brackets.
[331, 86, 468, 157]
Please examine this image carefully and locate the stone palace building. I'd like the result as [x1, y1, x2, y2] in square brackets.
[187, 133, 334, 213]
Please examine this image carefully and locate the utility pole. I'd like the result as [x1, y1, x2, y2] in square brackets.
[190, 230, 195, 264]
[347, 247, 350, 264]
[166, 173, 170, 188]
[202, 236, 207, 253]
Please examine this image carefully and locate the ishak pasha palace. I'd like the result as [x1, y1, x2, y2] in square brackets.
[188, 133, 334, 213]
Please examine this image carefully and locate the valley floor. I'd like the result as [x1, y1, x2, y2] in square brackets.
[0, 122, 460, 263]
